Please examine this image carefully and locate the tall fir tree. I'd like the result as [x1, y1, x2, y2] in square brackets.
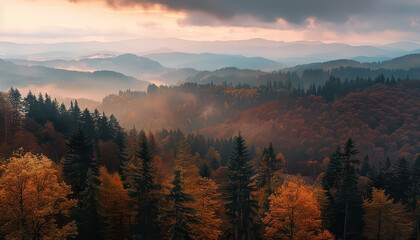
[225, 133, 256, 240]
[166, 170, 195, 240]
[125, 130, 160, 239]
[360, 154, 371, 177]
[62, 127, 95, 197]
[336, 138, 364, 240]
[80, 108, 96, 141]
[390, 157, 411, 205]
[78, 164, 107, 240]
[322, 147, 343, 190]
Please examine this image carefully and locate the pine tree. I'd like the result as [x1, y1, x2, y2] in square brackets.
[199, 164, 212, 178]
[62, 127, 95, 197]
[166, 170, 195, 240]
[336, 138, 364, 240]
[80, 108, 96, 141]
[225, 133, 256, 240]
[360, 155, 371, 177]
[78, 166, 107, 240]
[385, 157, 392, 170]
[125, 130, 160, 239]
[256, 143, 281, 190]
[322, 147, 343, 190]
[390, 157, 411, 204]
[255, 143, 283, 237]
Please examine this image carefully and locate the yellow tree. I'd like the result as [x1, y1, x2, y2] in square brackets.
[0, 152, 77, 240]
[263, 177, 334, 240]
[98, 166, 133, 240]
[188, 177, 223, 240]
[174, 140, 223, 239]
[363, 188, 413, 240]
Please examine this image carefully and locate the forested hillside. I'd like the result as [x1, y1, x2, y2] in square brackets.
[0, 76, 418, 240]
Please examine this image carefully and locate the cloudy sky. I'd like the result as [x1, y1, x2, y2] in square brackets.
[1, 0, 420, 45]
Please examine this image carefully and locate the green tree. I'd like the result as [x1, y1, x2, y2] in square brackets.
[390, 157, 411, 204]
[360, 155, 371, 177]
[166, 170, 195, 240]
[336, 138, 364, 240]
[78, 166, 107, 240]
[125, 130, 160, 239]
[199, 164, 212, 178]
[225, 133, 256, 240]
[62, 127, 95, 197]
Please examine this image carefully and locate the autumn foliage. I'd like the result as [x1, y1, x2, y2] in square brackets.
[263, 177, 334, 240]
[0, 152, 77, 240]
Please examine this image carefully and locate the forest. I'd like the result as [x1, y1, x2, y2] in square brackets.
[0, 72, 418, 240]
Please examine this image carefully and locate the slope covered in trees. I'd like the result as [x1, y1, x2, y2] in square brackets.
[0, 82, 418, 239]
[201, 80, 420, 171]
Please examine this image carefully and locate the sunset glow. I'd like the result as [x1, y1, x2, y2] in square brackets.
[2, 0, 420, 45]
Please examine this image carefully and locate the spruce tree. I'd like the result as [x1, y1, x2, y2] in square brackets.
[166, 170, 195, 240]
[390, 157, 411, 204]
[225, 133, 256, 240]
[385, 156, 392, 170]
[360, 154, 371, 177]
[78, 165, 107, 240]
[125, 130, 160, 239]
[321, 146, 343, 235]
[62, 127, 95, 197]
[256, 143, 279, 190]
[322, 147, 343, 191]
[199, 164, 212, 178]
[80, 108, 96, 141]
[336, 138, 363, 240]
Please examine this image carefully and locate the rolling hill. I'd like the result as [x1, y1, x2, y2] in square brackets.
[144, 52, 284, 71]
[0, 59, 149, 100]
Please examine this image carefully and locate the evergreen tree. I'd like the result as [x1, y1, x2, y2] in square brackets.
[360, 154, 371, 177]
[385, 156, 392, 170]
[78, 166, 107, 240]
[199, 164, 212, 178]
[166, 170, 195, 240]
[336, 138, 364, 240]
[70, 100, 81, 124]
[322, 147, 343, 191]
[256, 143, 283, 190]
[225, 133, 256, 240]
[125, 130, 160, 239]
[7, 87, 22, 137]
[81, 108, 96, 140]
[390, 157, 411, 204]
[62, 127, 95, 197]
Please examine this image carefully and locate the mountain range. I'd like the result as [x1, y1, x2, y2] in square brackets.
[2, 38, 420, 66]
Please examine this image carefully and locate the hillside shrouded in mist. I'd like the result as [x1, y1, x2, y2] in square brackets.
[1, 0, 420, 240]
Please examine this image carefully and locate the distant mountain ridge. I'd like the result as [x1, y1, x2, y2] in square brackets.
[0, 59, 149, 100]
[144, 52, 284, 71]
[281, 53, 420, 74]
[2, 38, 420, 66]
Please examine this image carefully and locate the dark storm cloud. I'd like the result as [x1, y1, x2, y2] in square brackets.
[71, 0, 372, 23]
[70, 0, 420, 32]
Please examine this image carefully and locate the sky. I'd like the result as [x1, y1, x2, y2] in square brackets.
[1, 0, 420, 45]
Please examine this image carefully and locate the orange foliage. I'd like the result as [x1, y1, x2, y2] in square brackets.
[0, 152, 77, 240]
[202, 83, 420, 169]
[263, 177, 334, 240]
[98, 166, 133, 240]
